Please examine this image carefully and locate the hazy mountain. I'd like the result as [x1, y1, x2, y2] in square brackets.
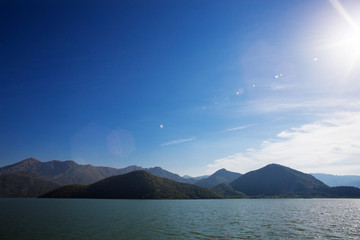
[0, 172, 60, 197]
[183, 175, 209, 181]
[40, 170, 222, 199]
[0, 158, 192, 185]
[311, 173, 360, 188]
[230, 164, 329, 197]
[196, 168, 242, 188]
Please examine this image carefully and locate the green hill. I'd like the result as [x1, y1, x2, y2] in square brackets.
[40, 170, 222, 199]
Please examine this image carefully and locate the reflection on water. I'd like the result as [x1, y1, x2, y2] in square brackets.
[0, 198, 359, 239]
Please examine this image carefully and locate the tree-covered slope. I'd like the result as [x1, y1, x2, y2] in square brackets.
[0, 172, 61, 197]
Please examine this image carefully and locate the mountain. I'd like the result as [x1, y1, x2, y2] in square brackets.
[311, 173, 360, 188]
[196, 168, 242, 188]
[40, 170, 222, 199]
[230, 164, 330, 197]
[0, 158, 192, 185]
[0, 172, 60, 197]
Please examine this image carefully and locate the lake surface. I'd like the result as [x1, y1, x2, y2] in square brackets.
[0, 198, 359, 239]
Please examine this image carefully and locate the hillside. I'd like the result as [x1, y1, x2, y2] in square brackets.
[196, 168, 241, 188]
[40, 171, 222, 199]
[0, 172, 61, 197]
[230, 164, 330, 197]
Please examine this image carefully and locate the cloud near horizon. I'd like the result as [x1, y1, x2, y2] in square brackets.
[207, 111, 360, 175]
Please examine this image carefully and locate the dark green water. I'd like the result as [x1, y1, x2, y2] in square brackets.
[0, 198, 359, 239]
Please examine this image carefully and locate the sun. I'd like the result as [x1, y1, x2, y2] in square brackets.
[313, 0, 360, 83]
[324, 0, 360, 77]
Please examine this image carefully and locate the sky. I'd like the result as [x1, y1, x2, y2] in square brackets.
[1, 0, 360, 177]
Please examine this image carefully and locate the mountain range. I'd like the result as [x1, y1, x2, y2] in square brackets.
[40, 170, 221, 199]
[1, 158, 360, 198]
[0, 157, 194, 185]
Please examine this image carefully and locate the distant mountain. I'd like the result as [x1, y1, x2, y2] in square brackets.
[196, 169, 242, 188]
[183, 175, 209, 181]
[311, 173, 360, 188]
[0, 158, 123, 185]
[0, 172, 60, 197]
[40, 171, 222, 199]
[0, 158, 193, 185]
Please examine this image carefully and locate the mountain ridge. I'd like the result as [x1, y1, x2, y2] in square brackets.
[2, 158, 360, 198]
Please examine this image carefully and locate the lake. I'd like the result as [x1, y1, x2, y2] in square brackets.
[0, 198, 359, 239]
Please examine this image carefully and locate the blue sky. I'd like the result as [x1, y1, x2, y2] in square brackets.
[1, 0, 360, 176]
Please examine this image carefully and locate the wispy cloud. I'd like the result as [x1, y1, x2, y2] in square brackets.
[224, 125, 252, 132]
[247, 98, 360, 114]
[161, 138, 195, 147]
[207, 111, 360, 175]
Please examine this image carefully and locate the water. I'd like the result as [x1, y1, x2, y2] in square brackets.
[0, 199, 359, 239]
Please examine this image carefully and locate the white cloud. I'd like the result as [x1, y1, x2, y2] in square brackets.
[161, 138, 195, 147]
[207, 111, 360, 175]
